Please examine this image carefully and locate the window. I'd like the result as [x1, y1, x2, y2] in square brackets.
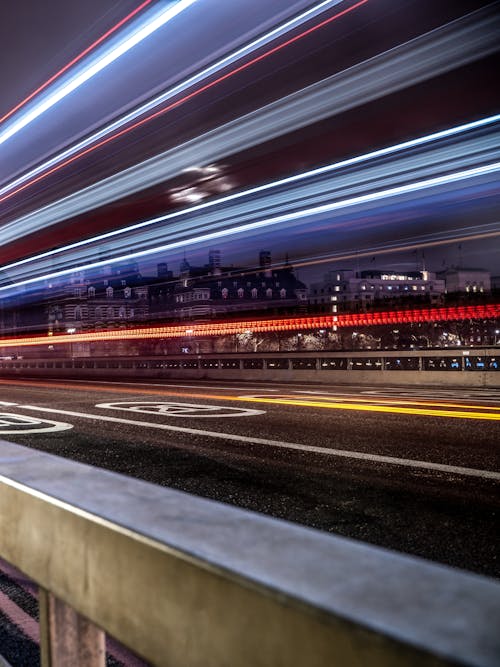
[124, 287, 132, 298]
[280, 288, 286, 299]
[251, 288, 258, 299]
[266, 288, 273, 298]
[106, 286, 113, 298]
[88, 287, 95, 297]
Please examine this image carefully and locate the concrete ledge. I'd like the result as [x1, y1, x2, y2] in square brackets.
[0, 440, 499, 666]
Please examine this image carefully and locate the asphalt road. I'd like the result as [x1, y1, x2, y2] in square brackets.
[1, 376, 499, 579]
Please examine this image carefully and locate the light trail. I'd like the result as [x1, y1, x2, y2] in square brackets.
[1, 158, 498, 293]
[4, 113, 499, 276]
[4, 3, 497, 241]
[0, 304, 497, 349]
[0, 379, 499, 423]
[0, 0, 156, 125]
[0, 0, 198, 147]
[0, 0, 365, 203]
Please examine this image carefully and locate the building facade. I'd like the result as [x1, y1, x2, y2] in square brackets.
[309, 269, 446, 312]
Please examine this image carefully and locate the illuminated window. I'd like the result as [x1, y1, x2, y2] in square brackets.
[106, 286, 113, 298]
[251, 288, 258, 299]
[88, 287, 95, 297]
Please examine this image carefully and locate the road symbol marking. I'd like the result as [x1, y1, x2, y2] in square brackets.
[0, 413, 73, 434]
[95, 401, 265, 418]
[9, 404, 500, 481]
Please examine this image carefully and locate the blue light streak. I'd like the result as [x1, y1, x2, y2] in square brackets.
[0, 0, 344, 193]
[0, 0, 198, 147]
[2, 160, 498, 294]
[4, 113, 499, 274]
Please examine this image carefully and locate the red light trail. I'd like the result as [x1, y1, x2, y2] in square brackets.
[0, 304, 497, 349]
[0, 0, 369, 206]
[0, 0, 155, 126]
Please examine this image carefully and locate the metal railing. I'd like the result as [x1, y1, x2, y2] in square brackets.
[0, 440, 499, 666]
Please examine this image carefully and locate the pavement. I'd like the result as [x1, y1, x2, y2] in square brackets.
[0, 376, 498, 665]
[0, 376, 498, 577]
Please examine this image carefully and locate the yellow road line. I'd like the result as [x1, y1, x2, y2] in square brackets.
[232, 396, 500, 420]
[277, 394, 500, 411]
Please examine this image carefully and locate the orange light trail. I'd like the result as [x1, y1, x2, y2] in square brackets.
[0, 378, 498, 421]
[0, 304, 498, 349]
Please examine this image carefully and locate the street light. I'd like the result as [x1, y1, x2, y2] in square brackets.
[66, 327, 76, 359]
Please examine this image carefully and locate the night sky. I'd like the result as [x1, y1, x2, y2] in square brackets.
[0, 0, 141, 119]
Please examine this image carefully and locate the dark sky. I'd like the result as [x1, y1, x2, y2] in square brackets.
[0, 0, 141, 118]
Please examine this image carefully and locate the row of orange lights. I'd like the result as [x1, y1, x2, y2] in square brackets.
[0, 304, 498, 349]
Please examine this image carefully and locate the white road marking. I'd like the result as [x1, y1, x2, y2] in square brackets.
[0, 413, 73, 434]
[96, 401, 265, 418]
[15, 404, 500, 481]
[0, 401, 18, 406]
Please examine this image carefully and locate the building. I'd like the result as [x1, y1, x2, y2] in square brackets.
[437, 268, 491, 294]
[309, 269, 445, 312]
[150, 250, 308, 319]
[46, 267, 150, 333]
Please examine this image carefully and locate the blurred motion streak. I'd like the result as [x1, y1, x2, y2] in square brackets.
[0, 0, 156, 125]
[1, 3, 498, 240]
[0, 0, 366, 204]
[2, 157, 498, 292]
[2, 112, 499, 285]
[0, 305, 498, 349]
[0, 0, 198, 146]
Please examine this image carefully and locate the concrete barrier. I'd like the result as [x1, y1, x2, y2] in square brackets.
[0, 440, 499, 666]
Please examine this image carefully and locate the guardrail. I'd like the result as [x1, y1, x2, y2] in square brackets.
[0, 440, 499, 666]
[1, 349, 499, 387]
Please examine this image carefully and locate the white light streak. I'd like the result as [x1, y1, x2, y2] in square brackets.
[2, 161, 498, 294]
[0, 0, 198, 146]
[0, 0, 344, 192]
[3, 113, 499, 274]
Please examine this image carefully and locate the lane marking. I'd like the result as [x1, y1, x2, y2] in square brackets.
[14, 404, 500, 481]
[288, 392, 500, 412]
[233, 396, 500, 421]
[1, 377, 499, 418]
[96, 401, 265, 418]
[0, 413, 73, 434]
